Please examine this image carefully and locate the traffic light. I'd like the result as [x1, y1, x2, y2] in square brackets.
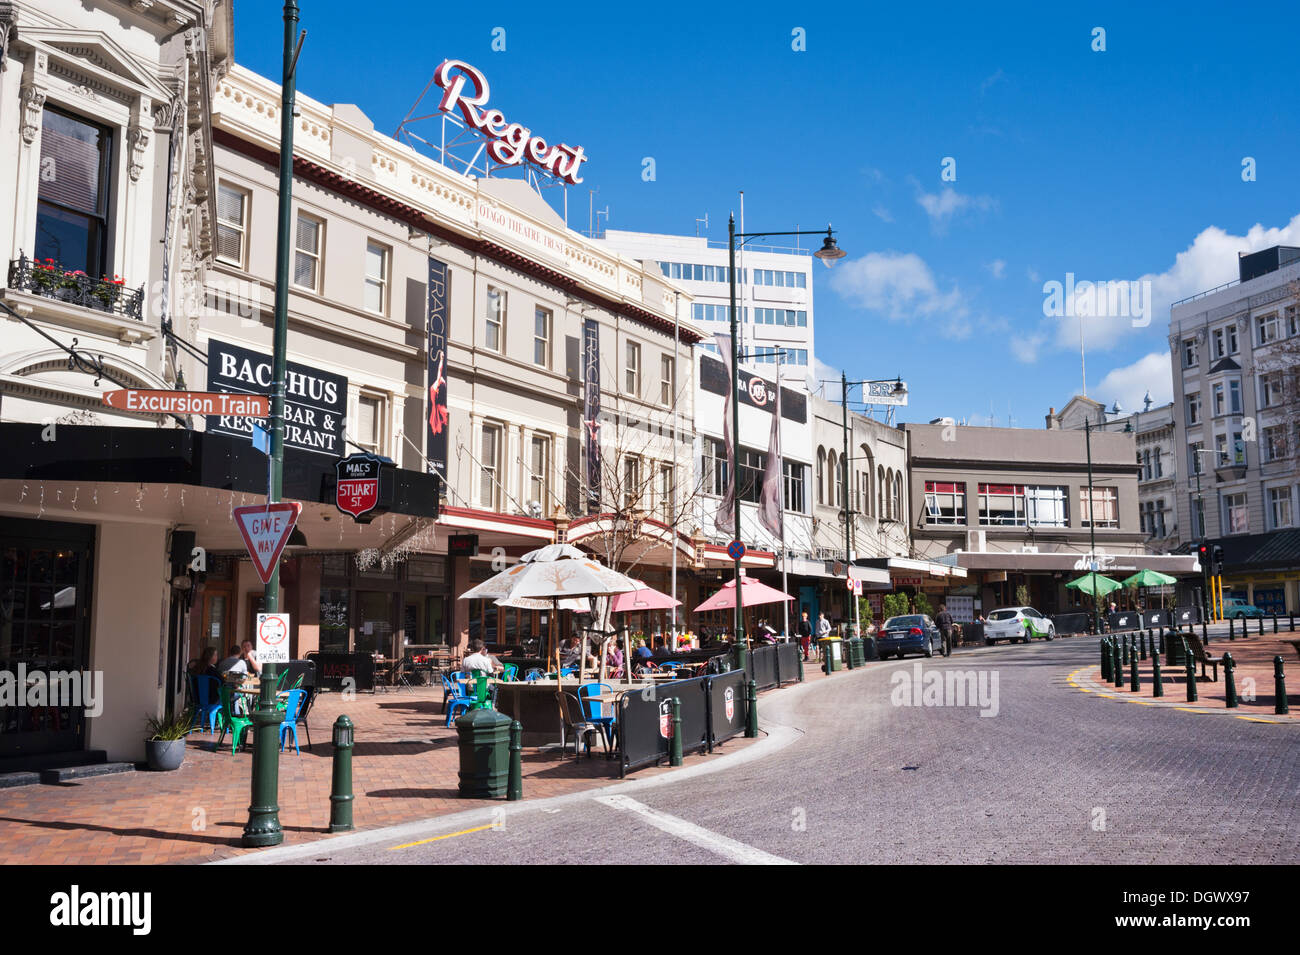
[1197, 541, 1209, 571]
[1212, 544, 1224, 576]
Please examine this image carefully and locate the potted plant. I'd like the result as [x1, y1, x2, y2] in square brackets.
[144, 708, 194, 771]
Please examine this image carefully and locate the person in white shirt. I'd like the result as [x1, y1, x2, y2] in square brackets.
[462, 639, 502, 676]
[817, 613, 832, 640]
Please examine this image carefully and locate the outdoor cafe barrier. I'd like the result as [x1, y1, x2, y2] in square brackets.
[1171, 605, 1202, 627]
[1050, 613, 1090, 635]
[307, 652, 375, 693]
[744, 642, 804, 690]
[616, 668, 761, 777]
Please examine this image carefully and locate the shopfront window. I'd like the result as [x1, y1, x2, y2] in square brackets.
[355, 591, 394, 656]
[319, 588, 349, 652]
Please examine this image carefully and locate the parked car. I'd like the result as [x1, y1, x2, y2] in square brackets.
[877, 614, 947, 659]
[983, 607, 1056, 644]
[1222, 598, 1264, 619]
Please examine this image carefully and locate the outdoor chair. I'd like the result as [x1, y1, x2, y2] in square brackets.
[215, 684, 253, 755]
[501, 663, 519, 682]
[578, 683, 616, 750]
[444, 675, 475, 727]
[524, 668, 545, 682]
[277, 689, 307, 754]
[560, 692, 603, 759]
[190, 675, 222, 734]
[441, 670, 466, 713]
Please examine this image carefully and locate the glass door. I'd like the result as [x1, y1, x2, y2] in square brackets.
[355, 591, 395, 657]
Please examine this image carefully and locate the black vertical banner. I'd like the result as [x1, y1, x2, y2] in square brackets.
[427, 258, 450, 483]
[582, 317, 601, 513]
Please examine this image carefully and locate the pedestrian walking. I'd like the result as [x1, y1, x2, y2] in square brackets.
[797, 611, 813, 661]
[817, 612, 831, 659]
[935, 603, 954, 656]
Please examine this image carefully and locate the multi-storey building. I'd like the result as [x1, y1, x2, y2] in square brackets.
[1170, 244, 1300, 613]
[1047, 395, 1181, 554]
[601, 229, 815, 385]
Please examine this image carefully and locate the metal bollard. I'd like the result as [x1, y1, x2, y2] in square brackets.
[507, 720, 523, 801]
[1121, 635, 1130, 666]
[1130, 648, 1139, 692]
[329, 715, 355, 833]
[1101, 638, 1111, 682]
[1183, 640, 1197, 703]
[1228, 618, 1235, 640]
[1291, 614, 1296, 633]
[1258, 616, 1265, 638]
[745, 679, 758, 738]
[1139, 632, 1147, 661]
[1203, 618, 1210, 645]
[1113, 639, 1123, 687]
[670, 697, 683, 767]
[1274, 657, 1289, 715]
[1152, 649, 1164, 698]
[1223, 653, 1237, 708]
[797, 652, 805, 683]
[1274, 615, 1279, 635]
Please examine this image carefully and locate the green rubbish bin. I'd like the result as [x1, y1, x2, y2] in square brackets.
[847, 636, 864, 668]
[819, 636, 844, 672]
[456, 706, 513, 798]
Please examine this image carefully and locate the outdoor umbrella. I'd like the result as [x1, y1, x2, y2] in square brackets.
[693, 576, 794, 613]
[1064, 572, 1122, 596]
[1120, 568, 1178, 611]
[610, 583, 681, 677]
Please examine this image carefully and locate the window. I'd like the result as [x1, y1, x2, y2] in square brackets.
[1080, 487, 1118, 528]
[1182, 338, 1198, 368]
[1154, 448, 1163, 477]
[355, 394, 383, 453]
[1186, 392, 1201, 425]
[625, 341, 641, 395]
[1153, 501, 1166, 537]
[1026, 486, 1068, 526]
[815, 448, 825, 505]
[622, 455, 641, 510]
[878, 465, 886, 518]
[37, 108, 113, 277]
[216, 183, 248, 267]
[1269, 487, 1293, 529]
[1229, 379, 1242, 414]
[660, 355, 675, 406]
[1263, 425, 1288, 462]
[893, 473, 903, 521]
[1212, 382, 1225, 416]
[978, 484, 1026, 526]
[658, 464, 674, 522]
[1257, 312, 1279, 346]
[1287, 305, 1299, 338]
[484, 286, 506, 352]
[293, 213, 322, 291]
[364, 241, 389, 313]
[533, 306, 551, 366]
[1260, 372, 1283, 408]
[1212, 324, 1238, 359]
[528, 435, 550, 510]
[480, 423, 502, 510]
[705, 437, 729, 497]
[925, 482, 966, 525]
[784, 460, 805, 513]
[829, 450, 841, 508]
[1142, 449, 1152, 481]
[1223, 492, 1248, 535]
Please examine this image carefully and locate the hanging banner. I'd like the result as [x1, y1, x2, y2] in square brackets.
[699, 354, 806, 422]
[714, 333, 736, 536]
[206, 339, 346, 457]
[426, 258, 450, 483]
[758, 370, 783, 539]
[582, 317, 601, 514]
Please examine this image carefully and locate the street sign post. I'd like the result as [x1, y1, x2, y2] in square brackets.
[103, 389, 269, 417]
[233, 502, 302, 585]
[256, 613, 291, 663]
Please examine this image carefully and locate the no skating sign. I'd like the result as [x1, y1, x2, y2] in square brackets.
[256, 613, 291, 663]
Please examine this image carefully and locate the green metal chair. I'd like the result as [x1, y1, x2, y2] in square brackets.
[501, 663, 519, 682]
[216, 683, 254, 754]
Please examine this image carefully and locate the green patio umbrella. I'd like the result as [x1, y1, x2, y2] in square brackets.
[1065, 572, 1122, 596]
[1120, 568, 1177, 588]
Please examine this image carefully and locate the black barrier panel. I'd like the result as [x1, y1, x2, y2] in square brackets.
[310, 652, 374, 692]
[1172, 605, 1202, 626]
[1107, 612, 1140, 632]
[707, 670, 749, 749]
[962, 622, 984, 645]
[775, 642, 802, 685]
[1051, 613, 1090, 635]
[617, 677, 708, 777]
[751, 645, 779, 690]
[1141, 609, 1171, 630]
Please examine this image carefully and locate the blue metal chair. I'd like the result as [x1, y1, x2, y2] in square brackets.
[524, 668, 545, 682]
[277, 689, 306, 755]
[441, 670, 466, 713]
[445, 677, 475, 727]
[189, 675, 222, 734]
[577, 683, 616, 752]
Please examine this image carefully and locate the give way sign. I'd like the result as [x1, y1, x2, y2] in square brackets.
[233, 502, 302, 584]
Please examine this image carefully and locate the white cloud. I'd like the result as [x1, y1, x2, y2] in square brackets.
[872, 204, 894, 223]
[979, 69, 1005, 95]
[1010, 330, 1048, 364]
[829, 251, 969, 336]
[986, 259, 1006, 279]
[1094, 352, 1173, 411]
[913, 185, 998, 233]
[809, 356, 845, 400]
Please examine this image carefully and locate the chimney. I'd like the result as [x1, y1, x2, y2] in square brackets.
[1045, 407, 1057, 430]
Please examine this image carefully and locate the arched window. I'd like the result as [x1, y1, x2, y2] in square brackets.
[828, 450, 840, 507]
[878, 464, 886, 517]
[894, 472, 903, 522]
[816, 448, 826, 505]
[885, 468, 894, 520]
[861, 445, 875, 517]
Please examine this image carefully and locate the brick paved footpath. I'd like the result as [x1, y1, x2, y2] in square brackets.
[0, 666, 830, 865]
[1078, 628, 1300, 721]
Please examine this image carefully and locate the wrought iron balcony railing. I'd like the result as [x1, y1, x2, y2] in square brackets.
[7, 253, 144, 321]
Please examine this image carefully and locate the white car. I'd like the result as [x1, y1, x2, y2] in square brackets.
[984, 606, 1055, 644]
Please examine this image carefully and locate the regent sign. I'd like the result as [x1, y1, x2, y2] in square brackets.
[433, 58, 589, 185]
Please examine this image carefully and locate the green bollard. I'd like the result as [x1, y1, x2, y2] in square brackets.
[1139, 631, 1147, 661]
[823, 642, 832, 676]
[797, 652, 805, 683]
[1228, 618, 1235, 640]
[1183, 640, 1197, 702]
[1121, 635, 1129, 667]
[1101, 638, 1111, 682]
[745, 679, 758, 738]
[1152, 648, 1164, 698]
[670, 697, 683, 767]
[1130, 649, 1139, 692]
[1274, 657, 1289, 715]
[1274, 615, 1279, 635]
[1223, 653, 1237, 708]
[507, 720, 523, 801]
[1113, 640, 1123, 687]
[475, 671, 488, 709]
[1203, 618, 1210, 645]
[329, 715, 355, 833]
[1258, 616, 1265, 638]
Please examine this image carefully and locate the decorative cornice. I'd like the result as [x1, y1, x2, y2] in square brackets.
[19, 83, 44, 144]
[127, 123, 150, 181]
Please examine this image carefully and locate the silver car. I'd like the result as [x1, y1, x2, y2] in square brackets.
[984, 606, 1055, 645]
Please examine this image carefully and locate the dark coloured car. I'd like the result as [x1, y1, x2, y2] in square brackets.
[876, 614, 947, 659]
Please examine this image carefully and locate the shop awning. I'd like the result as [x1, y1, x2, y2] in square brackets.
[937, 549, 1200, 575]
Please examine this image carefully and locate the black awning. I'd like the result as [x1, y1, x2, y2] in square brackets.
[0, 423, 439, 519]
[1211, 528, 1300, 573]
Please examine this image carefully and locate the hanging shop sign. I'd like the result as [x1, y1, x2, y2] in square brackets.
[447, 534, 479, 558]
[334, 452, 395, 523]
[206, 339, 347, 457]
[582, 317, 601, 514]
[433, 58, 589, 185]
[426, 258, 450, 484]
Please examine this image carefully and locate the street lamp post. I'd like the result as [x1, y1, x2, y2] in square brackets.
[1085, 420, 1100, 637]
[727, 216, 844, 659]
[243, 1, 304, 849]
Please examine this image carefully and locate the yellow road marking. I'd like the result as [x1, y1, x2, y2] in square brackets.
[1174, 707, 1211, 714]
[390, 823, 500, 850]
[1236, 716, 1284, 724]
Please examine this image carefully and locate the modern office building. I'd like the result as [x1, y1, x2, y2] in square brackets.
[1170, 244, 1300, 612]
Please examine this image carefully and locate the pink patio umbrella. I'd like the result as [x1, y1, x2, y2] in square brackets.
[693, 576, 794, 613]
[611, 583, 683, 677]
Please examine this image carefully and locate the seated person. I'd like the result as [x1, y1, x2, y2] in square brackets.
[217, 643, 247, 678]
[559, 636, 597, 670]
[462, 639, 503, 676]
[605, 643, 624, 673]
[188, 647, 219, 680]
[632, 639, 653, 664]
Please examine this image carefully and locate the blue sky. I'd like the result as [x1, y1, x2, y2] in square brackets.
[233, 1, 1300, 426]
